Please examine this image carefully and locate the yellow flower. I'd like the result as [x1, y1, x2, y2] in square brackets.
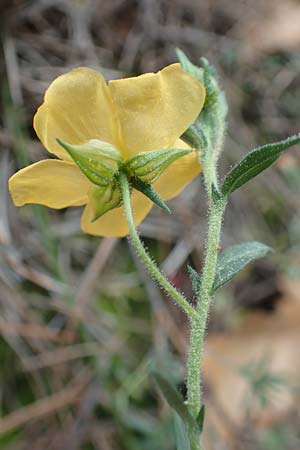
[9, 63, 205, 237]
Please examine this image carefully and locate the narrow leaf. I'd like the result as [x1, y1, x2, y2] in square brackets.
[187, 265, 201, 294]
[56, 138, 122, 186]
[152, 372, 195, 428]
[126, 148, 192, 183]
[173, 413, 191, 450]
[221, 134, 300, 196]
[212, 242, 272, 292]
[131, 177, 171, 213]
[196, 405, 205, 434]
[211, 183, 221, 204]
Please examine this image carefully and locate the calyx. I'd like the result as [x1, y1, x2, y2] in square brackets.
[57, 138, 195, 219]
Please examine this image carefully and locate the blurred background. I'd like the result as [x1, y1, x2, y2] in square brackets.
[1, 1, 300, 449]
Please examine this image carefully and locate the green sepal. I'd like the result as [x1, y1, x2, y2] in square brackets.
[56, 138, 122, 187]
[130, 177, 171, 213]
[126, 148, 192, 183]
[89, 181, 122, 222]
[196, 405, 205, 434]
[187, 265, 201, 295]
[221, 134, 300, 196]
[212, 241, 273, 293]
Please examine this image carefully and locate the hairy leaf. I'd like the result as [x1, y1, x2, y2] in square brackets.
[212, 242, 272, 292]
[221, 134, 300, 196]
[176, 48, 204, 83]
[177, 51, 228, 195]
[187, 265, 201, 294]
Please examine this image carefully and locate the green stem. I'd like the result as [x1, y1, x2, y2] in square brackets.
[187, 198, 226, 419]
[119, 171, 196, 319]
[201, 150, 218, 198]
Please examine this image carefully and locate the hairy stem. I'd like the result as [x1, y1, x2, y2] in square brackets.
[119, 171, 196, 319]
[187, 198, 226, 418]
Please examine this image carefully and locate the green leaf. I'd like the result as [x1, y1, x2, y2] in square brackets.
[176, 48, 204, 83]
[211, 183, 221, 204]
[196, 405, 205, 434]
[221, 134, 300, 196]
[177, 51, 228, 195]
[196, 58, 228, 160]
[173, 413, 191, 450]
[178, 53, 227, 160]
[56, 138, 122, 186]
[212, 242, 273, 292]
[89, 181, 122, 221]
[187, 265, 201, 294]
[130, 177, 171, 213]
[152, 372, 195, 428]
[126, 148, 192, 183]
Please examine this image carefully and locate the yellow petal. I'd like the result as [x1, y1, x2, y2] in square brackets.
[9, 160, 90, 208]
[81, 190, 152, 237]
[34, 68, 118, 160]
[108, 63, 205, 158]
[153, 139, 201, 200]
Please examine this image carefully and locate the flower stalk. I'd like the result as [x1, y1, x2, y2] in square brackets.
[119, 171, 196, 319]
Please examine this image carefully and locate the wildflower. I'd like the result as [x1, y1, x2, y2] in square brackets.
[9, 64, 205, 237]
